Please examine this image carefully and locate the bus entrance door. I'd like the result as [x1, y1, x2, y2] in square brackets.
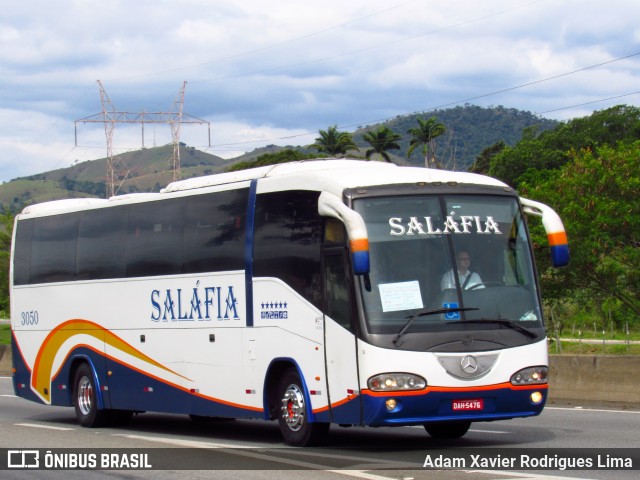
[322, 250, 362, 425]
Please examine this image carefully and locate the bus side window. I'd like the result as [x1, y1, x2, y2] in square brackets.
[324, 252, 353, 332]
[13, 218, 34, 285]
[253, 190, 323, 310]
[77, 206, 127, 279]
[31, 213, 80, 283]
[183, 189, 247, 274]
[126, 199, 186, 277]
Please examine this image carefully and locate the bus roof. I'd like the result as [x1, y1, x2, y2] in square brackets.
[19, 159, 509, 217]
[162, 159, 508, 196]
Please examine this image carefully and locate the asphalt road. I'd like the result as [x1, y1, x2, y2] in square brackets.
[1, 376, 639, 480]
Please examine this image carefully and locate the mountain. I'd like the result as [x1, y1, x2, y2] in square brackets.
[352, 104, 558, 168]
[0, 105, 558, 212]
[0, 144, 230, 212]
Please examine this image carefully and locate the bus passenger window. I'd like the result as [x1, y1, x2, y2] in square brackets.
[126, 199, 185, 277]
[324, 253, 352, 331]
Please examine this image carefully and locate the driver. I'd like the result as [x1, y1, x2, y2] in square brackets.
[440, 251, 484, 290]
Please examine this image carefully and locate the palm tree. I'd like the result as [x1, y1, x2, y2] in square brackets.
[362, 126, 402, 162]
[407, 116, 446, 168]
[312, 125, 358, 157]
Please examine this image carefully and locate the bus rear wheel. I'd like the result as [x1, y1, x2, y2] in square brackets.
[73, 363, 111, 428]
[277, 368, 329, 446]
[424, 421, 471, 439]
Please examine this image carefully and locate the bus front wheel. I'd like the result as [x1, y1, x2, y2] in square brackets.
[277, 368, 329, 446]
[424, 421, 471, 439]
[73, 363, 110, 428]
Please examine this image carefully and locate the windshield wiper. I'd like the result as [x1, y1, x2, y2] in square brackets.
[452, 319, 538, 339]
[393, 307, 478, 346]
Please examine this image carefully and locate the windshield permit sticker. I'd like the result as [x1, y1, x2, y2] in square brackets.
[378, 281, 424, 312]
[443, 302, 460, 320]
[388, 216, 502, 236]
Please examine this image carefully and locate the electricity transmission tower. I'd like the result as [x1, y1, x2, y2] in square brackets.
[75, 80, 210, 197]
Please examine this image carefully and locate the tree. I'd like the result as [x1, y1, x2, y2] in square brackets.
[227, 149, 318, 172]
[0, 212, 14, 315]
[468, 140, 506, 174]
[361, 126, 401, 162]
[489, 105, 640, 188]
[520, 142, 640, 320]
[312, 125, 358, 157]
[407, 116, 446, 168]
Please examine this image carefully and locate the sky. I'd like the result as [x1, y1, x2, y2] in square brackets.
[1, 0, 639, 182]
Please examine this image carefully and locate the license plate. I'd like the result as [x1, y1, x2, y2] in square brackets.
[452, 399, 484, 411]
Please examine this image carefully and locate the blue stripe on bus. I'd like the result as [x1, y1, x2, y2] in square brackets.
[244, 179, 258, 327]
[550, 244, 569, 267]
[351, 250, 370, 275]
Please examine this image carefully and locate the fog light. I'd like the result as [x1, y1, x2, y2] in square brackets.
[530, 391, 543, 404]
[385, 399, 397, 411]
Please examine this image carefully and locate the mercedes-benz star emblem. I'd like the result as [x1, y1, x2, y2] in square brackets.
[461, 355, 478, 374]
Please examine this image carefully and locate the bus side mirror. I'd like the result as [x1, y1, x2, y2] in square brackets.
[520, 197, 569, 267]
[318, 192, 370, 275]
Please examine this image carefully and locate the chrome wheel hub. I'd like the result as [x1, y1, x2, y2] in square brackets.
[77, 376, 93, 416]
[280, 383, 305, 431]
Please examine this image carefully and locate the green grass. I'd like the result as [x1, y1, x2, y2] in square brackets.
[557, 330, 640, 341]
[0, 324, 10, 345]
[548, 339, 640, 355]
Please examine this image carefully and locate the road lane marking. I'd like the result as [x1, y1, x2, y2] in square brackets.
[113, 433, 414, 479]
[546, 406, 640, 414]
[15, 423, 75, 431]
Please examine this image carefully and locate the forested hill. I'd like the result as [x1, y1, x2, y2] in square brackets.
[353, 105, 558, 168]
[0, 144, 230, 212]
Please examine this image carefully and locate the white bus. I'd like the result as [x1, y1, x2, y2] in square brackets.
[10, 159, 568, 446]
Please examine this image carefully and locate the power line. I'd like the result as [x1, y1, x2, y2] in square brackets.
[111, 0, 424, 82]
[535, 91, 640, 115]
[75, 81, 211, 197]
[210, 52, 640, 149]
[186, 0, 547, 85]
[10, 0, 548, 179]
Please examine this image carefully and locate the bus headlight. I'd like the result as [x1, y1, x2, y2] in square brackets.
[510, 366, 548, 385]
[368, 373, 426, 391]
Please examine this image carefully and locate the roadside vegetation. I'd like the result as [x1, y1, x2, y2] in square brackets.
[549, 340, 640, 356]
[0, 324, 10, 345]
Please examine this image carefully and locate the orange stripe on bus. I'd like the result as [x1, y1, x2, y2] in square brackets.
[312, 393, 359, 414]
[547, 231, 568, 246]
[350, 238, 369, 252]
[32, 319, 188, 403]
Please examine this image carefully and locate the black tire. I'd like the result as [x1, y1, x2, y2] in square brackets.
[424, 421, 471, 439]
[277, 367, 329, 446]
[73, 363, 111, 427]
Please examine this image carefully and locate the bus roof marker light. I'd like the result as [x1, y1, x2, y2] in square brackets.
[318, 192, 370, 275]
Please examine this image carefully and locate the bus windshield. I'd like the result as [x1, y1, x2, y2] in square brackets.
[353, 194, 544, 352]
